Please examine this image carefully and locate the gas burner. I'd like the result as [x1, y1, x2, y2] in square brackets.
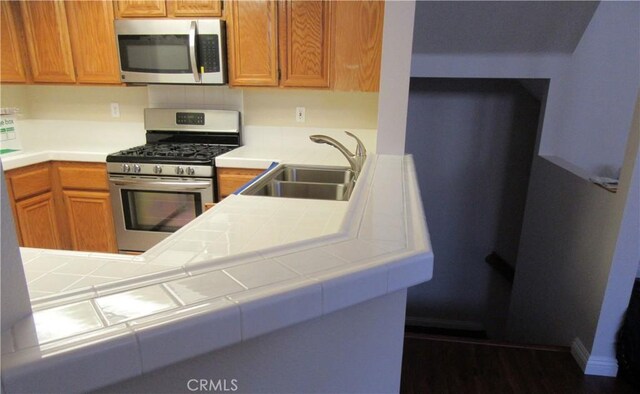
[108, 143, 237, 164]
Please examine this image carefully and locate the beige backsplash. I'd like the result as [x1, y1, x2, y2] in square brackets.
[243, 88, 379, 129]
[1, 84, 378, 130]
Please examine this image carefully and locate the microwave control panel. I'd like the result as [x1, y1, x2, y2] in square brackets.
[198, 35, 220, 73]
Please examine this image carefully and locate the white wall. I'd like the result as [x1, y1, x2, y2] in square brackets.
[506, 3, 640, 360]
[507, 157, 624, 346]
[376, 0, 415, 155]
[549, 1, 640, 176]
[0, 161, 32, 332]
[411, 1, 640, 178]
[587, 93, 639, 374]
[509, 92, 639, 376]
[94, 291, 407, 394]
[407, 2, 640, 369]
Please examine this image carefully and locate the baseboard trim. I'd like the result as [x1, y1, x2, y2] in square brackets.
[405, 316, 484, 332]
[571, 337, 619, 377]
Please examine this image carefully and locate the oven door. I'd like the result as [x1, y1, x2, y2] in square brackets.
[109, 175, 214, 252]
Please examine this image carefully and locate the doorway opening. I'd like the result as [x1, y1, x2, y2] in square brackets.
[404, 77, 548, 340]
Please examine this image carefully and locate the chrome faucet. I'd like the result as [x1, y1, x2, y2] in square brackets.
[309, 131, 367, 178]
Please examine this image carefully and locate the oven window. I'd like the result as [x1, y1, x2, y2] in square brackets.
[118, 35, 191, 73]
[122, 190, 202, 233]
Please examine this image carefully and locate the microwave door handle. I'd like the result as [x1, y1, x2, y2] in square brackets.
[189, 21, 200, 83]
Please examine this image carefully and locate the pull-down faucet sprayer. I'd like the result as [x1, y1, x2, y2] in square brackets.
[309, 131, 367, 179]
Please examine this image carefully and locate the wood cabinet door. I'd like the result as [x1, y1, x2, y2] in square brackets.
[15, 192, 62, 249]
[19, 0, 76, 83]
[62, 190, 118, 253]
[332, 0, 384, 92]
[114, 0, 167, 18]
[1, 1, 29, 83]
[279, 0, 331, 88]
[65, 0, 121, 84]
[217, 167, 264, 200]
[167, 0, 221, 17]
[226, 0, 279, 87]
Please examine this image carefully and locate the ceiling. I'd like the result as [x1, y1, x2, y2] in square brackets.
[413, 1, 600, 54]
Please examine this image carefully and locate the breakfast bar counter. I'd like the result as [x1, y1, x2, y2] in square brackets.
[1, 153, 433, 393]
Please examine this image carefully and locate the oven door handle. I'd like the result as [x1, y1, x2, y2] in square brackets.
[110, 178, 212, 190]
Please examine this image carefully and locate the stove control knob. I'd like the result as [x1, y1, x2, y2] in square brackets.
[186, 167, 196, 176]
[175, 166, 185, 175]
[153, 165, 163, 174]
[122, 164, 130, 173]
[133, 164, 141, 173]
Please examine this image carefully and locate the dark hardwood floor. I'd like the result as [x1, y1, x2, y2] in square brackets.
[400, 333, 638, 394]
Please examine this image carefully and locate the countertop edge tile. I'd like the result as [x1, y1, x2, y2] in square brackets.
[317, 264, 389, 315]
[1, 326, 141, 394]
[230, 280, 323, 341]
[129, 299, 241, 373]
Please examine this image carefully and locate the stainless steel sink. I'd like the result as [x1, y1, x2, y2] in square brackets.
[240, 165, 355, 201]
[273, 166, 354, 184]
[245, 180, 353, 201]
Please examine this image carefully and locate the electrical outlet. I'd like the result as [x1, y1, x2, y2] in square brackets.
[296, 107, 305, 123]
[110, 102, 120, 118]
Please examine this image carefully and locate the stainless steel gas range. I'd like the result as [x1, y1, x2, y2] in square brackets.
[106, 108, 240, 253]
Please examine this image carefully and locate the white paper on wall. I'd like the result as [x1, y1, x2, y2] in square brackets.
[0, 109, 23, 153]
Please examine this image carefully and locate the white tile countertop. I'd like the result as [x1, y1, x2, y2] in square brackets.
[1, 153, 433, 393]
[0, 149, 111, 170]
[22, 195, 347, 300]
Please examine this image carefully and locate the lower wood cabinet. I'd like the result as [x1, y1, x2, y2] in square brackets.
[62, 190, 117, 253]
[14, 192, 62, 249]
[217, 167, 264, 200]
[4, 161, 117, 253]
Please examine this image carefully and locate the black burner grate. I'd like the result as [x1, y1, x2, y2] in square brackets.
[108, 143, 235, 163]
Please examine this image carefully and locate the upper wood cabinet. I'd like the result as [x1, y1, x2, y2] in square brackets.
[1, 1, 29, 83]
[19, 0, 76, 83]
[65, 1, 121, 84]
[13, 0, 120, 85]
[115, 0, 222, 18]
[226, 0, 383, 91]
[227, 0, 331, 88]
[226, 0, 279, 87]
[115, 0, 167, 18]
[279, 0, 331, 88]
[332, 1, 384, 92]
[167, 0, 222, 17]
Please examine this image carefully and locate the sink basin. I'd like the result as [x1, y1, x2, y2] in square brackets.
[246, 181, 353, 201]
[273, 166, 353, 184]
[240, 165, 355, 201]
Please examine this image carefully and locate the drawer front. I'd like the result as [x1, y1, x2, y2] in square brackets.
[9, 166, 51, 200]
[57, 162, 109, 191]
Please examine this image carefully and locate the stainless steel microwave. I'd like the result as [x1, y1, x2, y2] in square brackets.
[115, 19, 227, 85]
